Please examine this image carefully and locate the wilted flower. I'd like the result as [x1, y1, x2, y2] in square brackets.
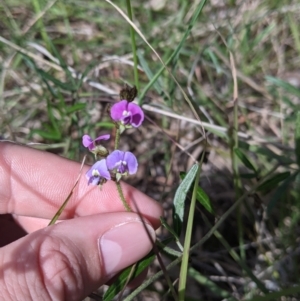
[82, 134, 110, 151]
[106, 150, 138, 181]
[110, 100, 144, 129]
[86, 159, 111, 185]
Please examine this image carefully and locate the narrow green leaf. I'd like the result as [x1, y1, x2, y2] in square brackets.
[247, 285, 300, 301]
[204, 48, 222, 74]
[239, 141, 294, 165]
[103, 252, 155, 301]
[48, 38, 76, 87]
[282, 95, 298, 110]
[257, 171, 291, 193]
[36, 68, 76, 92]
[266, 76, 300, 98]
[189, 268, 233, 299]
[46, 101, 61, 136]
[31, 129, 61, 140]
[160, 216, 180, 241]
[267, 171, 298, 215]
[156, 239, 182, 257]
[234, 148, 257, 173]
[252, 22, 275, 48]
[66, 103, 86, 114]
[180, 172, 214, 214]
[95, 122, 115, 129]
[137, 50, 164, 95]
[295, 111, 300, 167]
[196, 187, 214, 214]
[173, 164, 199, 236]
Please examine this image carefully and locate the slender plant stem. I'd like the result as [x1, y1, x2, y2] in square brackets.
[178, 162, 201, 300]
[126, 0, 139, 93]
[116, 181, 131, 212]
[114, 128, 131, 211]
[115, 127, 120, 150]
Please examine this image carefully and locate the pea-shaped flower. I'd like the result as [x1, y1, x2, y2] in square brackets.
[82, 134, 110, 151]
[106, 150, 138, 181]
[110, 100, 144, 131]
[86, 159, 111, 185]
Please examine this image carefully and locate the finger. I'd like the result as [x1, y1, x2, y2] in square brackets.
[0, 212, 155, 301]
[0, 142, 162, 229]
[14, 215, 51, 233]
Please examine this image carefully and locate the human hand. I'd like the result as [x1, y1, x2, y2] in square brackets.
[0, 142, 163, 301]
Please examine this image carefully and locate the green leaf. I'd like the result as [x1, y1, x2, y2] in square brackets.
[267, 171, 299, 215]
[180, 172, 214, 214]
[95, 121, 115, 129]
[48, 39, 76, 88]
[66, 103, 86, 114]
[295, 111, 300, 167]
[173, 164, 199, 236]
[239, 141, 294, 165]
[246, 285, 300, 301]
[257, 171, 291, 193]
[36, 68, 76, 92]
[137, 50, 164, 96]
[189, 268, 233, 299]
[103, 252, 155, 301]
[266, 75, 300, 98]
[31, 129, 61, 140]
[160, 216, 180, 241]
[234, 148, 257, 173]
[196, 187, 214, 214]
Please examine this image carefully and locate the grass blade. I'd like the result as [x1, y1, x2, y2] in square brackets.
[257, 171, 291, 193]
[103, 252, 155, 301]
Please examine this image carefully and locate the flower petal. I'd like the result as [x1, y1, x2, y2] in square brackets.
[110, 100, 128, 121]
[131, 112, 144, 127]
[82, 134, 93, 149]
[97, 159, 111, 180]
[93, 134, 111, 143]
[86, 159, 111, 185]
[124, 151, 138, 174]
[106, 150, 124, 170]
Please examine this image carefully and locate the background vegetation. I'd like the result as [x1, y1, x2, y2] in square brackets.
[1, 0, 300, 300]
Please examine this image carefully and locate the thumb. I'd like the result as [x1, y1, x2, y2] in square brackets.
[0, 212, 155, 301]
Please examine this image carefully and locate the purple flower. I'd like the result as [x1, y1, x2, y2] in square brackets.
[82, 134, 110, 151]
[86, 159, 111, 185]
[110, 100, 144, 128]
[106, 150, 138, 177]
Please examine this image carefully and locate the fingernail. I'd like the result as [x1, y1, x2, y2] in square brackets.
[99, 221, 155, 276]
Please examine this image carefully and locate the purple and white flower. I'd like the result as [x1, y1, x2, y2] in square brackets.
[86, 159, 111, 185]
[82, 134, 110, 151]
[106, 150, 138, 179]
[110, 100, 144, 128]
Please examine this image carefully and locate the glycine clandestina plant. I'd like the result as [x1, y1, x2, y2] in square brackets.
[82, 85, 144, 212]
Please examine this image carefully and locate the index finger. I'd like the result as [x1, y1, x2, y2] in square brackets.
[0, 142, 163, 229]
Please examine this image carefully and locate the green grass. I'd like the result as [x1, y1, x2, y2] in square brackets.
[1, 0, 300, 300]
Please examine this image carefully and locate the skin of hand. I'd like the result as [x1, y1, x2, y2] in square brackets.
[0, 142, 163, 301]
